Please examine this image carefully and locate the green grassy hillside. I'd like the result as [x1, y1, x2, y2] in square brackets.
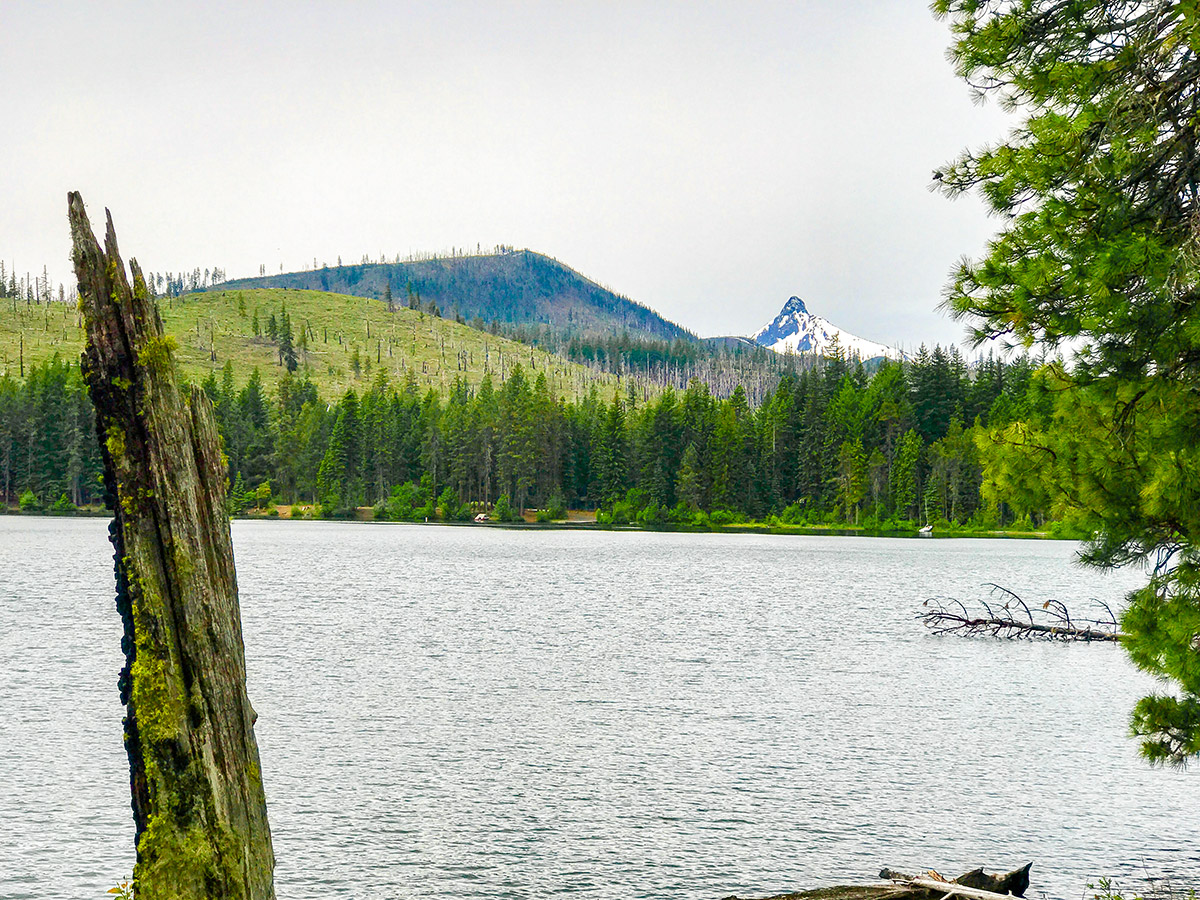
[0, 288, 628, 400]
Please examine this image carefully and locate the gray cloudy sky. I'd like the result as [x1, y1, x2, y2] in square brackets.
[2, 1, 1012, 349]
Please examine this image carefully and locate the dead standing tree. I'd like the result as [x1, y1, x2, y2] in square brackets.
[69, 193, 275, 899]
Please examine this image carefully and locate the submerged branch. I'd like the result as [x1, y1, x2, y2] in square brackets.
[920, 584, 1122, 642]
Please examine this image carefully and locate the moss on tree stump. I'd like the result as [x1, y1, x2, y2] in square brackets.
[70, 193, 275, 900]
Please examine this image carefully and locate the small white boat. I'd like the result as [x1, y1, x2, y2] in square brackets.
[918, 524, 934, 535]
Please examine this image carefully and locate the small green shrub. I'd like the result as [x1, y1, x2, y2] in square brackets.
[1086, 875, 1197, 900]
[385, 482, 423, 521]
[637, 502, 668, 530]
[668, 503, 694, 525]
[545, 493, 568, 521]
[254, 480, 272, 510]
[492, 494, 515, 522]
[1009, 513, 1036, 532]
[317, 502, 355, 519]
[437, 487, 460, 521]
[18, 490, 41, 512]
[709, 508, 737, 526]
[608, 501, 632, 525]
[779, 502, 807, 524]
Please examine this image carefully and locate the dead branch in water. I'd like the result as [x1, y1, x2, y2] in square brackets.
[920, 584, 1122, 642]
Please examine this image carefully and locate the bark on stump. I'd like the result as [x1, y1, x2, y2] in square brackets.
[69, 192, 275, 900]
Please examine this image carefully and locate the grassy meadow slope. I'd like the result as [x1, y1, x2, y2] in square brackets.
[217, 250, 695, 343]
[0, 288, 629, 401]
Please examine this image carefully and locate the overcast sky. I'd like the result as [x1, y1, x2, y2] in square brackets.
[2, 1, 1012, 349]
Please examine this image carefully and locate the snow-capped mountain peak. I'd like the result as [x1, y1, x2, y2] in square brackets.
[752, 296, 903, 361]
[777, 295, 809, 317]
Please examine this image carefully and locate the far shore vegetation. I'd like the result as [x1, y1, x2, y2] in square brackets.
[2, 332, 1085, 539]
[3, 493, 1073, 542]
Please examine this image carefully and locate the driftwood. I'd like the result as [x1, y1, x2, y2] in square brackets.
[728, 864, 1033, 900]
[880, 865, 1032, 899]
[921, 584, 1122, 642]
[70, 193, 275, 899]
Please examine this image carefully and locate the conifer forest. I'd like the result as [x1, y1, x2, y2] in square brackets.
[0, 342, 1061, 533]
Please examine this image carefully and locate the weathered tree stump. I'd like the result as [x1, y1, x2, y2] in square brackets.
[69, 193, 275, 899]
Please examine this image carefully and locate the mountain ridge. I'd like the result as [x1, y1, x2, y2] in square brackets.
[216, 250, 695, 344]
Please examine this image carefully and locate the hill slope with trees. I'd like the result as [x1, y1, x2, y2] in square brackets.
[216, 250, 694, 344]
[0, 287, 626, 402]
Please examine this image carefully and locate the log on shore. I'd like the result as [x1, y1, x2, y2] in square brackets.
[727, 864, 1033, 900]
[70, 192, 275, 900]
[880, 865, 1032, 899]
[722, 887, 914, 900]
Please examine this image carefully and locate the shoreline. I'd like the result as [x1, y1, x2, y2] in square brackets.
[2, 506, 1068, 540]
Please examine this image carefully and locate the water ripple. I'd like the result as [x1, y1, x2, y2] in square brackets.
[0, 518, 1194, 899]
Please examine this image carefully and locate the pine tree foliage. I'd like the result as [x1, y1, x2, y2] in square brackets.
[935, 0, 1200, 764]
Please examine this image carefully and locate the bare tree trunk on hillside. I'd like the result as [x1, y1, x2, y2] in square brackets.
[69, 192, 275, 900]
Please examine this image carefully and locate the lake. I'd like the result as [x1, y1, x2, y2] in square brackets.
[1, 517, 1195, 899]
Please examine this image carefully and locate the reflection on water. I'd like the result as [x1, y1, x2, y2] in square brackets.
[1, 517, 1195, 899]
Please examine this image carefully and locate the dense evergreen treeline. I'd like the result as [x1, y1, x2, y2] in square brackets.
[0, 356, 104, 508]
[2, 346, 1055, 531]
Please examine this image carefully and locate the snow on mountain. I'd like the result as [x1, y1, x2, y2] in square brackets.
[751, 296, 904, 361]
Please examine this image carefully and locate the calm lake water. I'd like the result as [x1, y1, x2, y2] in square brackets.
[1, 517, 1196, 900]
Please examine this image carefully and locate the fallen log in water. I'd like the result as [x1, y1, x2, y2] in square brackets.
[920, 584, 1122, 642]
[70, 193, 274, 899]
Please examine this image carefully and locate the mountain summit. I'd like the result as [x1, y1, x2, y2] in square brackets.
[752, 296, 903, 361]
